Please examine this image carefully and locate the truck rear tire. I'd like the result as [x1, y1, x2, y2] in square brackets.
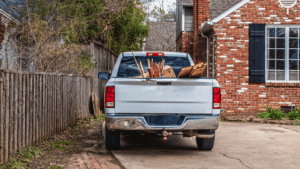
[105, 124, 121, 150]
[196, 130, 215, 150]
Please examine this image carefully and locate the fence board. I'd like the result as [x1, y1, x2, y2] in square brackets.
[26, 75, 29, 146]
[5, 72, 9, 161]
[0, 72, 4, 163]
[22, 75, 25, 147]
[18, 74, 21, 149]
[14, 73, 18, 155]
[9, 73, 13, 157]
[33, 75, 36, 146]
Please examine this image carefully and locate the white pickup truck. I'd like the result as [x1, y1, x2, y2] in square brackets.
[98, 52, 221, 150]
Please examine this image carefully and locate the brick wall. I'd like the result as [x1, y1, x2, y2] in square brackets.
[193, 0, 210, 63]
[210, 0, 300, 117]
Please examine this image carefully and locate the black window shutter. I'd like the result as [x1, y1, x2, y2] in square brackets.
[249, 24, 266, 83]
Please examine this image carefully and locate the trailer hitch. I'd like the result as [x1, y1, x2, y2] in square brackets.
[161, 128, 172, 140]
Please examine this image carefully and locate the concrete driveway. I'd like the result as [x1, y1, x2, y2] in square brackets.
[112, 122, 300, 169]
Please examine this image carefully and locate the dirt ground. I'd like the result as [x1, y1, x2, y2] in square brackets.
[23, 118, 124, 169]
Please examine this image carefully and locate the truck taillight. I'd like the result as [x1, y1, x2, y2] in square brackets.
[213, 88, 221, 109]
[146, 52, 164, 56]
[105, 86, 115, 108]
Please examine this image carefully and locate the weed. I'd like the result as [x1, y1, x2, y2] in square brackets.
[49, 141, 54, 148]
[54, 143, 67, 151]
[50, 165, 63, 169]
[60, 141, 71, 145]
[258, 105, 285, 120]
[19, 146, 43, 159]
[288, 110, 300, 120]
[94, 114, 105, 122]
[293, 120, 300, 126]
[71, 123, 78, 129]
[0, 163, 8, 168]
[9, 160, 27, 169]
[49, 155, 52, 158]
[70, 132, 75, 136]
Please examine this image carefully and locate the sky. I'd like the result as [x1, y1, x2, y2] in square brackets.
[145, 0, 176, 13]
[145, 0, 176, 20]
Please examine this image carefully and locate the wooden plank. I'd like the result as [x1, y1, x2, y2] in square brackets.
[4, 72, 9, 161]
[29, 74, 33, 147]
[0, 71, 4, 163]
[77, 77, 80, 119]
[17, 74, 21, 149]
[36, 75, 39, 145]
[54, 76, 57, 133]
[48, 75, 53, 138]
[58, 76, 61, 133]
[57, 76, 60, 134]
[62, 76, 66, 130]
[39, 75, 42, 143]
[68, 76, 71, 127]
[33, 75, 36, 146]
[22, 74, 25, 147]
[54, 76, 57, 134]
[69, 77, 73, 125]
[42, 75, 46, 140]
[9, 73, 13, 158]
[14, 73, 18, 155]
[32, 75, 37, 146]
[26, 74, 29, 146]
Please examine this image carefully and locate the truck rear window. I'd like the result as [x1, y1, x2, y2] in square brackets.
[117, 56, 191, 78]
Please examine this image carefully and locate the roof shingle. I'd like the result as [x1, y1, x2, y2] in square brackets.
[210, 0, 242, 20]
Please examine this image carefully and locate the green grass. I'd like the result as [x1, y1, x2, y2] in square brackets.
[0, 146, 42, 169]
[54, 143, 67, 151]
[71, 123, 78, 129]
[19, 146, 43, 159]
[50, 165, 63, 169]
[94, 113, 105, 122]
[293, 120, 300, 126]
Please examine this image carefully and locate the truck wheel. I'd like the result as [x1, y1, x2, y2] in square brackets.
[196, 130, 215, 150]
[105, 124, 121, 150]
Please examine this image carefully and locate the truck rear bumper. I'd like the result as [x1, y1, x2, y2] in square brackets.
[105, 114, 220, 131]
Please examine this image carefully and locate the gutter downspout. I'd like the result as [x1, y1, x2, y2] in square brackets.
[201, 33, 209, 78]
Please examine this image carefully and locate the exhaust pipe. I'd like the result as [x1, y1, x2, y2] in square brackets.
[195, 133, 215, 139]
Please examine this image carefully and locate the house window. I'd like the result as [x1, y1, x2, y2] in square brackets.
[266, 26, 300, 82]
[279, 0, 297, 8]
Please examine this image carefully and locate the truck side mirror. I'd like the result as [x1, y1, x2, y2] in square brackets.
[98, 72, 111, 80]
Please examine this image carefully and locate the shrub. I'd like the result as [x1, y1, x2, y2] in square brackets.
[258, 105, 285, 120]
[288, 107, 300, 120]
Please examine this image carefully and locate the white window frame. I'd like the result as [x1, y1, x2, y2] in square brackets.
[265, 25, 300, 83]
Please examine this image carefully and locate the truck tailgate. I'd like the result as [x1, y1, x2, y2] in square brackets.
[114, 78, 213, 114]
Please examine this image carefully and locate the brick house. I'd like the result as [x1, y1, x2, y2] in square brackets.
[176, 0, 300, 117]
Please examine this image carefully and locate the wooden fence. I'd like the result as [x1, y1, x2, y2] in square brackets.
[0, 70, 92, 163]
[90, 41, 117, 112]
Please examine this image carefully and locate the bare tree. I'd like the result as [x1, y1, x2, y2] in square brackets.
[144, 22, 176, 52]
[3, 0, 133, 74]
